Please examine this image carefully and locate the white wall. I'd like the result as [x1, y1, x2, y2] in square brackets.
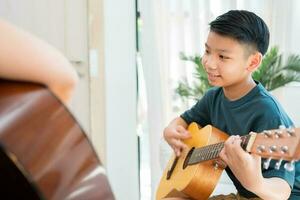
[285, 0, 300, 55]
[103, 0, 140, 199]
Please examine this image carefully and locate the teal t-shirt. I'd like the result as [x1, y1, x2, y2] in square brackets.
[181, 82, 299, 199]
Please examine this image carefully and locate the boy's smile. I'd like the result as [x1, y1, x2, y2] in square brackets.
[207, 72, 221, 82]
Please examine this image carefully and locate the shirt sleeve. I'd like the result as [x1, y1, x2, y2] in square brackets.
[180, 91, 211, 126]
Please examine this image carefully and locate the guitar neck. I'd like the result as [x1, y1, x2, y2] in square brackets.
[187, 134, 252, 165]
[188, 125, 300, 166]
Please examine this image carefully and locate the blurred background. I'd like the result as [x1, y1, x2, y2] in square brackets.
[1, 0, 299, 200]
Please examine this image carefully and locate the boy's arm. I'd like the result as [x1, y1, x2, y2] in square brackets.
[166, 117, 188, 129]
[0, 19, 78, 105]
[252, 177, 291, 200]
[219, 136, 291, 200]
[163, 117, 190, 156]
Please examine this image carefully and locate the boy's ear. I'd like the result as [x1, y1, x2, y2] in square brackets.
[246, 52, 262, 72]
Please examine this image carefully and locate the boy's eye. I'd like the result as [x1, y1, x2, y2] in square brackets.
[219, 55, 229, 60]
[205, 49, 210, 54]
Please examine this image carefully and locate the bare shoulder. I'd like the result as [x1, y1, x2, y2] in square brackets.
[0, 18, 78, 104]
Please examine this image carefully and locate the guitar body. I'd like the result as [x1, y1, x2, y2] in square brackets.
[156, 123, 229, 200]
[0, 79, 115, 200]
[157, 123, 300, 200]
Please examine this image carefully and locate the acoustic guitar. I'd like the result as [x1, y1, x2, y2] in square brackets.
[0, 79, 115, 200]
[156, 122, 300, 200]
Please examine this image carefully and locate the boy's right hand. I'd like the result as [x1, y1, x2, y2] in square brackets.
[163, 125, 191, 157]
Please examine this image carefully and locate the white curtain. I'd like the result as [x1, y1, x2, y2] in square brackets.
[139, 0, 299, 198]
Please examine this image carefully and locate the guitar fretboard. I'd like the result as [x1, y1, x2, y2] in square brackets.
[188, 135, 251, 165]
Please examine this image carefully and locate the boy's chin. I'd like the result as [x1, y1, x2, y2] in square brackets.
[208, 81, 222, 87]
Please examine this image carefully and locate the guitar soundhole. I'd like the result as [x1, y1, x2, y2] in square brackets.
[183, 147, 195, 170]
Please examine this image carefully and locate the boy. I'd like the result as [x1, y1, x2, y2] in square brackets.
[0, 18, 78, 105]
[163, 10, 299, 200]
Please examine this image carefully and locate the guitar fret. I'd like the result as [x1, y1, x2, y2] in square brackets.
[205, 148, 209, 160]
[207, 145, 214, 159]
[206, 148, 211, 159]
[188, 135, 253, 166]
[188, 142, 225, 165]
[208, 149, 214, 159]
[212, 148, 219, 158]
[203, 148, 208, 160]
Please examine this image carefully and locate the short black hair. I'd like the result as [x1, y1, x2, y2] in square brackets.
[209, 10, 269, 55]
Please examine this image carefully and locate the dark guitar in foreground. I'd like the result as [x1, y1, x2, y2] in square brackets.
[0, 79, 115, 200]
[156, 123, 300, 200]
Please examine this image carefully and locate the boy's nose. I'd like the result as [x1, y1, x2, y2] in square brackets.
[204, 56, 217, 70]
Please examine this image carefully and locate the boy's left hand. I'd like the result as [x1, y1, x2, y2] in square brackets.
[219, 135, 263, 191]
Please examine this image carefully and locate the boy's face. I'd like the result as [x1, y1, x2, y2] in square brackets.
[202, 31, 254, 88]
